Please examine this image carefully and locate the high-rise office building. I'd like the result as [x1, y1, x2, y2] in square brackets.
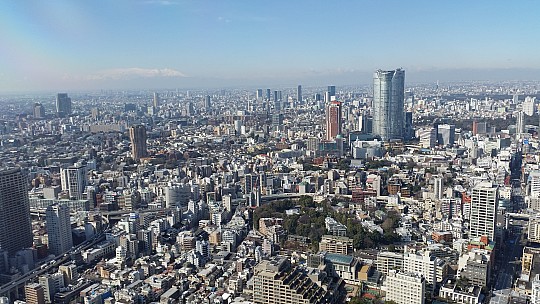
[297, 85, 302, 104]
[523, 96, 536, 116]
[327, 85, 336, 97]
[46, 204, 73, 256]
[60, 165, 87, 200]
[437, 124, 456, 146]
[373, 69, 405, 141]
[404, 111, 414, 140]
[418, 127, 437, 148]
[272, 113, 283, 131]
[129, 125, 148, 160]
[469, 182, 498, 240]
[0, 168, 33, 256]
[273, 91, 281, 112]
[33, 103, 45, 119]
[55, 93, 72, 117]
[153, 92, 160, 108]
[472, 121, 488, 135]
[204, 95, 211, 109]
[326, 101, 342, 140]
[256, 89, 263, 100]
[266, 89, 271, 101]
[516, 110, 525, 135]
[433, 176, 443, 200]
[324, 91, 332, 103]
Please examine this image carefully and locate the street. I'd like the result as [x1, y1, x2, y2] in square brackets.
[490, 233, 523, 304]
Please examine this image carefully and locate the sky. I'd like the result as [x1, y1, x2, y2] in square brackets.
[1, 0, 540, 92]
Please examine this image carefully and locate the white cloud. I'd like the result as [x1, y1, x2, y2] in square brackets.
[143, 0, 179, 6]
[217, 16, 231, 23]
[88, 68, 187, 80]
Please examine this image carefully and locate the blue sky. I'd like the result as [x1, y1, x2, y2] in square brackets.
[1, 0, 540, 92]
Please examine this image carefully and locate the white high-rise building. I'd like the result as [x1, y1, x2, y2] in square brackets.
[516, 110, 525, 135]
[60, 165, 87, 200]
[529, 215, 540, 244]
[469, 182, 498, 240]
[46, 204, 73, 256]
[433, 176, 443, 200]
[164, 183, 191, 208]
[373, 69, 405, 141]
[153, 92, 160, 108]
[530, 171, 540, 198]
[403, 251, 437, 285]
[383, 270, 425, 304]
[196, 240, 209, 262]
[524, 96, 536, 116]
[532, 274, 540, 304]
[39, 273, 65, 303]
[437, 124, 455, 146]
[418, 127, 437, 148]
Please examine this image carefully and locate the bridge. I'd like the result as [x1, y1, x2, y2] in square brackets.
[506, 212, 532, 220]
[31, 207, 172, 221]
[260, 192, 315, 201]
[0, 233, 106, 300]
[30, 193, 314, 219]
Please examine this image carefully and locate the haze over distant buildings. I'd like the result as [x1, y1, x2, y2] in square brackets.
[2, 1, 540, 92]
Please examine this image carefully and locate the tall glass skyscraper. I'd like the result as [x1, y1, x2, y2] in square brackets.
[56, 93, 72, 118]
[373, 69, 405, 141]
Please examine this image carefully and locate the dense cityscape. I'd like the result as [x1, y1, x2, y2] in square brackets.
[4, 0, 540, 303]
[0, 72, 539, 304]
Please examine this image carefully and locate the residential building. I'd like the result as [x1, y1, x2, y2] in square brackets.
[46, 204, 73, 256]
[0, 168, 33, 256]
[129, 125, 148, 160]
[319, 235, 353, 255]
[25, 283, 45, 304]
[383, 270, 425, 304]
[469, 182, 498, 240]
[326, 101, 342, 140]
[252, 257, 345, 304]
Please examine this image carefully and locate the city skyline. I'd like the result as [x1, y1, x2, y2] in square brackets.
[2, 1, 540, 92]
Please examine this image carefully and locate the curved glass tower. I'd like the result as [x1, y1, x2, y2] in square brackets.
[373, 69, 405, 141]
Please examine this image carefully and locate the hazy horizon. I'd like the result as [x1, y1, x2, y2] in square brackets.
[2, 1, 540, 92]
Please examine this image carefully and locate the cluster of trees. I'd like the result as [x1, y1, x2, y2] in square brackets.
[349, 297, 397, 304]
[337, 158, 351, 170]
[363, 160, 393, 170]
[254, 196, 401, 251]
[253, 199, 295, 230]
